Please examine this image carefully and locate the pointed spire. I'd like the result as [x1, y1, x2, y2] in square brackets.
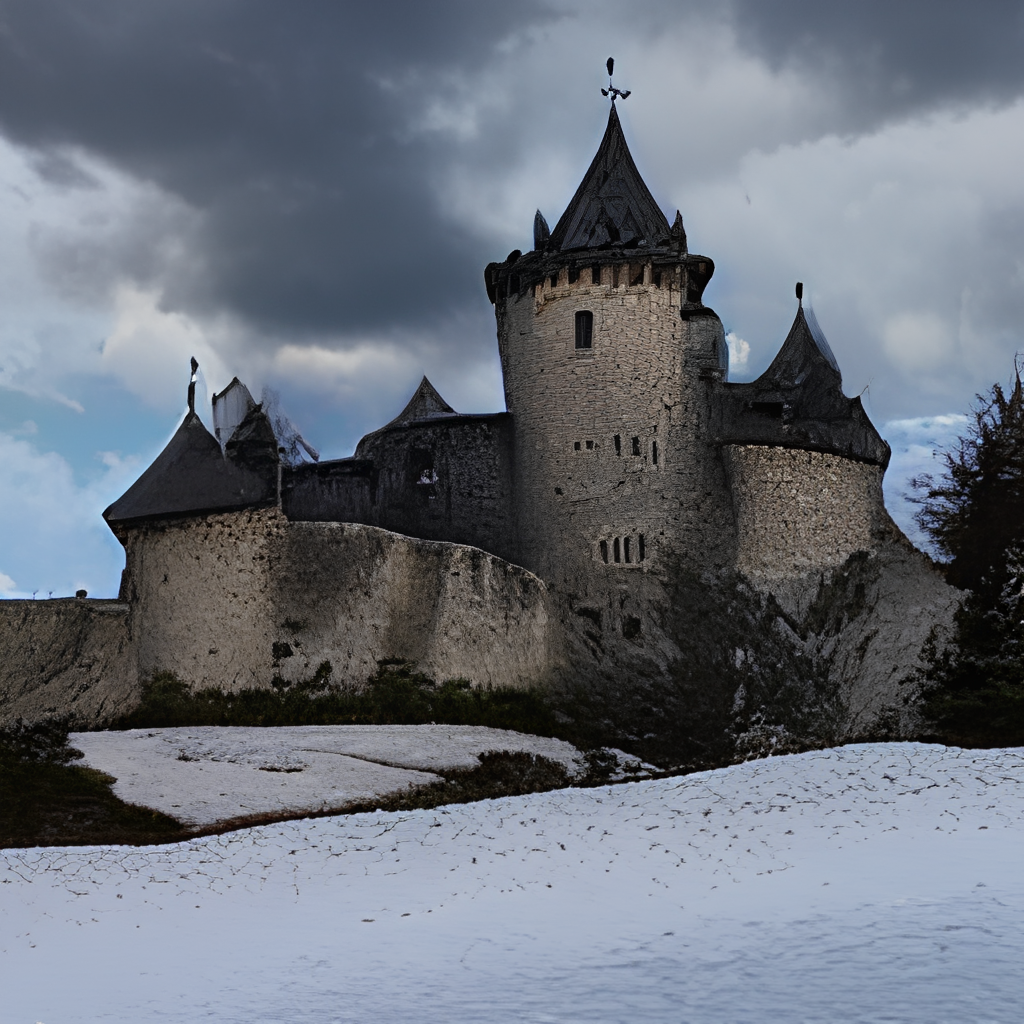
[670, 210, 687, 252]
[534, 210, 550, 251]
[760, 297, 841, 388]
[548, 104, 670, 251]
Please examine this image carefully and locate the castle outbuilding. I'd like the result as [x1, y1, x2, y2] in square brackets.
[2, 99, 958, 735]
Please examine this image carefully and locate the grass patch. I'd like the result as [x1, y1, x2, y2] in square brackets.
[0, 719, 186, 849]
[108, 660, 562, 737]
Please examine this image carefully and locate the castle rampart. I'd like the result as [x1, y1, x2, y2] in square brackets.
[118, 509, 554, 693]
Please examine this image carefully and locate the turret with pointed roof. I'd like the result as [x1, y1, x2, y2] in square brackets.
[711, 291, 889, 466]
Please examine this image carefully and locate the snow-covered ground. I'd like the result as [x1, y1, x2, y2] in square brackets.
[69, 725, 592, 827]
[3, 742, 1023, 1024]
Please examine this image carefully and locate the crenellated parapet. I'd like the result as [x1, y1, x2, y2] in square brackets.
[484, 247, 715, 309]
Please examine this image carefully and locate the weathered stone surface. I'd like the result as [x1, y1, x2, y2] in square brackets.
[120, 509, 555, 691]
[724, 446, 892, 584]
[0, 599, 136, 727]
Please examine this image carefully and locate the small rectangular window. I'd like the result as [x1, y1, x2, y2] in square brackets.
[652, 440, 658, 465]
[591, 264, 601, 285]
[638, 534, 646, 561]
[613, 537, 621, 563]
[624, 536, 632, 563]
[631, 436, 641, 456]
[585, 439, 594, 450]
[575, 310, 593, 349]
[600, 540, 609, 564]
[568, 266, 579, 284]
[573, 441, 581, 451]
[614, 434, 621, 455]
[549, 273, 558, 288]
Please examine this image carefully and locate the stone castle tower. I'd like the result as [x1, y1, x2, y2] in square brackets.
[487, 105, 734, 589]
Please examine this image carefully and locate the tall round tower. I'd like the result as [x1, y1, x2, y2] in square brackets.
[485, 104, 735, 594]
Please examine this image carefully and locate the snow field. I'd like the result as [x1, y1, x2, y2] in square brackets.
[69, 724, 593, 827]
[3, 742, 1023, 1023]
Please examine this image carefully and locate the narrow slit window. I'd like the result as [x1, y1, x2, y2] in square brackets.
[614, 434, 621, 456]
[638, 534, 646, 561]
[652, 440, 658, 465]
[600, 540, 609, 564]
[591, 264, 601, 285]
[652, 269, 662, 288]
[631, 436, 641, 456]
[613, 537, 621, 563]
[575, 310, 593, 349]
[624, 536, 632, 563]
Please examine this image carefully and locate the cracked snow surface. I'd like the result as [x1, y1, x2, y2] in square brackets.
[68, 725, 591, 827]
[4, 742, 1024, 1023]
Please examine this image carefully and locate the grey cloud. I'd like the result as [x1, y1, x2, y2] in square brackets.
[730, 0, 1024, 130]
[0, 0, 553, 341]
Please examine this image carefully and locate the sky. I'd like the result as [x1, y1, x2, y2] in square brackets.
[2, 0, 1024, 597]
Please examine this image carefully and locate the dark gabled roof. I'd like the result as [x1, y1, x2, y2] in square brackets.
[547, 104, 671, 251]
[711, 303, 890, 466]
[386, 376, 456, 427]
[103, 411, 278, 525]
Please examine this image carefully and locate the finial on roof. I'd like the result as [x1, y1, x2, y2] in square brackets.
[534, 210, 550, 250]
[600, 57, 631, 103]
[188, 357, 199, 414]
[670, 210, 687, 252]
[795, 282, 804, 307]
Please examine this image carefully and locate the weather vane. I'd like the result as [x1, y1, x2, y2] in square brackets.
[601, 57, 631, 103]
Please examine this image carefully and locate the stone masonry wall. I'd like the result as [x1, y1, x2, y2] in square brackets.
[496, 261, 735, 591]
[0, 598, 136, 727]
[119, 508, 554, 691]
[354, 416, 516, 563]
[724, 445, 890, 582]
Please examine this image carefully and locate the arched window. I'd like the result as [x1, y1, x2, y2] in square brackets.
[575, 310, 593, 349]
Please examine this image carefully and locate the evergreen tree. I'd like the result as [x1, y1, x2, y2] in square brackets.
[912, 364, 1024, 744]
[912, 363, 1024, 593]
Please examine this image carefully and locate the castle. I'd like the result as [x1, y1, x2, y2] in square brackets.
[1, 102, 958, 733]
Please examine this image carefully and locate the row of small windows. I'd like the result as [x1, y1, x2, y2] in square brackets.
[599, 534, 646, 565]
[573, 435, 658, 464]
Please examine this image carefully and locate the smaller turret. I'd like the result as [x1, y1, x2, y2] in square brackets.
[711, 287, 889, 466]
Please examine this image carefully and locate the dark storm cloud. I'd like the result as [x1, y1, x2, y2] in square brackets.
[730, 0, 1024, 130]
[0, 0, 552, 340]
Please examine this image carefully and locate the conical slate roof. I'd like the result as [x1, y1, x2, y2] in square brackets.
[758, 304, 842, 388]
[104, 411, 278, 525]
[710, 300, 890, 466]
[547, 104, 671, 251]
